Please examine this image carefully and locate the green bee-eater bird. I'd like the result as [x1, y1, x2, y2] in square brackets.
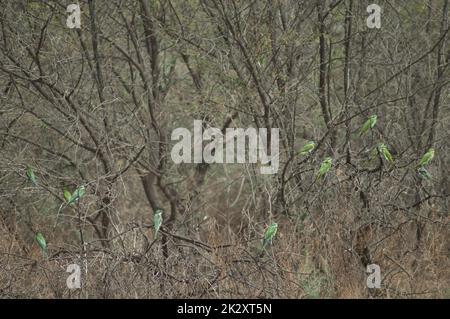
[378, 143, 393, 163]
[55, 185, 86, 227]
[261, 222, 278, 251]
[417, 167, 432, 180]
[67, 185, 86, 205]
[299, 141, 316, 155]
[359, 115, 377, 136]
[416, 148, 434, 168]
[26, 166, 37, 185]
[63, 188, 71, 203]
[35, 232, 47, 258]
[153, 208, 163, 239]
[316, 157, 333, 179]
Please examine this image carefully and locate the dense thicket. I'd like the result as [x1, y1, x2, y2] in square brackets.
[0, 0, 448, 298]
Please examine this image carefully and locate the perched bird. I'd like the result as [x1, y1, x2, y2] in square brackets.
[359, 115, 377, 136]
[316, 157, 333, 179]
[260, 222, 278, 255]
[416, 148, 434, 168]
[26, 166, 37, 186]
[35, 232, 47, 258]
[55, 185, 86, 227]
[417, 167, 432, 180]
[153, 208, 163, 239]
[63, 188, 72, 203]
[378, 143, 393, 163]
[67, 185, 86, 205]
[299, 141, 316, 155]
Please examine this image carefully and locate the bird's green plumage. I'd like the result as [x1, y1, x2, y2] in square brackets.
[26, 167, 37, 185]
[378, 143, 393, 163]
[359, 115, 377, 136]
[63, 188, 72, 203]
[35, 232, 47, 258]
[417, 167, 432, 180]
[299, 141, 315, 155]
[153, 208, 163, 239]
[416, 148, 434, 168]
[55, 185, 86, 228]
[317, 157, 332, 179]
[67, 185, 85, 205]
[262, 222, 278, 250]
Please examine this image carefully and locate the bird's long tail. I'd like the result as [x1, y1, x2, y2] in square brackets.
[54, 202, 67, 228]
[314, 174, 322, 183]
[258, 240, 268, 257]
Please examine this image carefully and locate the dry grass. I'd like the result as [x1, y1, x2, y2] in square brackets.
[1, 170, 448, 299]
